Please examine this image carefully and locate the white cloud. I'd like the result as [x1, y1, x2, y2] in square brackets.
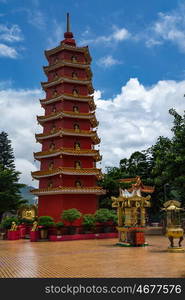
[145, 4, 185, 52]
[97, 55, 122, 67]
[0, 87, 43, 186]
[79, 26, 131, 46]
[95, 78, 185, 169]
[1, 78, 185, 185]
[0, 43, 18, 58]
[0, 24, 23, 42]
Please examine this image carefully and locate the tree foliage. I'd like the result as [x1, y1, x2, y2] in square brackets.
[98, 108, 185, 221]
[0, 132, 26, 221]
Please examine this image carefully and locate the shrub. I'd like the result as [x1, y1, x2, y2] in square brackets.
[1, 216, 19, 229]
[61, 208, 81, 226]
[82, 214, 95, 230]
[94, 208, 115, 223]
[55, 222, 64, 228]
[20, 218, 34, 225]
[38, 216, 54, 228]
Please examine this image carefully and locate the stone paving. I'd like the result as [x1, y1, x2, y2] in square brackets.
[0, 236, 185, 278]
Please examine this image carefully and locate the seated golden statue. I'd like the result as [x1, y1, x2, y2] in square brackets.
[53, 90, 58, 96]
[10, 221, 17, 231]
[74, 124, 80, 132]
[73, 106, 79, 113]
[73, 89, 78, 96]
[49, 162, 54, 170]
[31, 221, 38, 232]
[75, 180, 82, 188]
[74, 142, 80, 150]
[75, 161, 81, 169]
[49, 143, 55, 151]
[72, 72, 78, 79]
[71, 56, 77, 63]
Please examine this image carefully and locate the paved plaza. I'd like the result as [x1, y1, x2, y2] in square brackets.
[0, 236, 185, 278]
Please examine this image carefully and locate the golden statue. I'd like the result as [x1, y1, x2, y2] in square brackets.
[49, 162, 54, 170]
[31, 221, 38, 232]
[75, 161, 81, 169]
[74, 142, 80, 150]
[49, 143, 55, 151]
[75, 180, 82, 188]
[10, 221, 17, 231]
[73, 89, 78, 96]
[73, 106, 79, 113]
[74, 124, 80, 132]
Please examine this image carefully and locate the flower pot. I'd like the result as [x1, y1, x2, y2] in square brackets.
[68, 226, 76, 235]
[40, 228, 48, 239]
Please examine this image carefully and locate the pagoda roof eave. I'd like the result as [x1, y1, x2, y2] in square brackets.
[31, 168, 102, 179]
[40, 93, 93, 105]
[41, 76, 93, 90]
[35, 129, 100, 144]
[37, 110, 98, 125]
[44, 44, 91, 62]
[34, 148, 101, 161]
[31, 186, 105, 196]
[43, 60, 90, 74]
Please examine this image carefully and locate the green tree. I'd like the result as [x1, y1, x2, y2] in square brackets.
[0, 131, 15, 170]
[0, 165, 26, 221]
[0, 132, 26, 221]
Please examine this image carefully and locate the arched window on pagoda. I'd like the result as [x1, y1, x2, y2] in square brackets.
[73, 105, 79, 113]
[75, 160, 81, 169]
[52, 105, 57, 113]
[48, 180, 53, 188]
[74, 142, 80, 150]
[49, 161, 54, 170]
[49, 142, 55, 151]
[52, 89, 58, 97]
[50, 123, 56, 133]
[72, 71, 78, 79]
[75, 180, 82, 188]
[74, 123, 80, 132]
[71, 55, 77, 63]
[54, 56, 58, 63]
[72, 89, 78, 96]
[53, 72, 58, 80]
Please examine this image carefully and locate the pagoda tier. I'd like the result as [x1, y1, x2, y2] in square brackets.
[37, 111, 98, 127]
[40, 94, 96, 110]
[32, 167, 102, 178]
[31, 186, 103, 195]
[31, 14, 105, 221]
[34, 148, 102, 161]
[35, 128, 100, 144]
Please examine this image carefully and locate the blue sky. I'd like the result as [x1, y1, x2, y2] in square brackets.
[0, 0, 184, 97]
[1, 0, 185, 185]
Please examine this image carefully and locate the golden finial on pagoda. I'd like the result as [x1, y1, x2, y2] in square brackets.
[67, 12, 70, 32]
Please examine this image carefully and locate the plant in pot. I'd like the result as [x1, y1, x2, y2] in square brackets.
[82, 214, 95, 234]
[1, 216, 19, 230]
[94, 208, 114, 233]
[61, 208, 81, 235]
[55, 222, 64, 235]
[38, 216, 54, 239]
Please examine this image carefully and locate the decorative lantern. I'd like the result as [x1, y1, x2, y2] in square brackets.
[162, 200, 184, 252]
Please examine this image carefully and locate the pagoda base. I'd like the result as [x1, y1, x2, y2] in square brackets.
[38, 193, 98, 222]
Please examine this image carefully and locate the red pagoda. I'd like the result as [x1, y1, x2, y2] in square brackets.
[31, 14, 105, 221]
